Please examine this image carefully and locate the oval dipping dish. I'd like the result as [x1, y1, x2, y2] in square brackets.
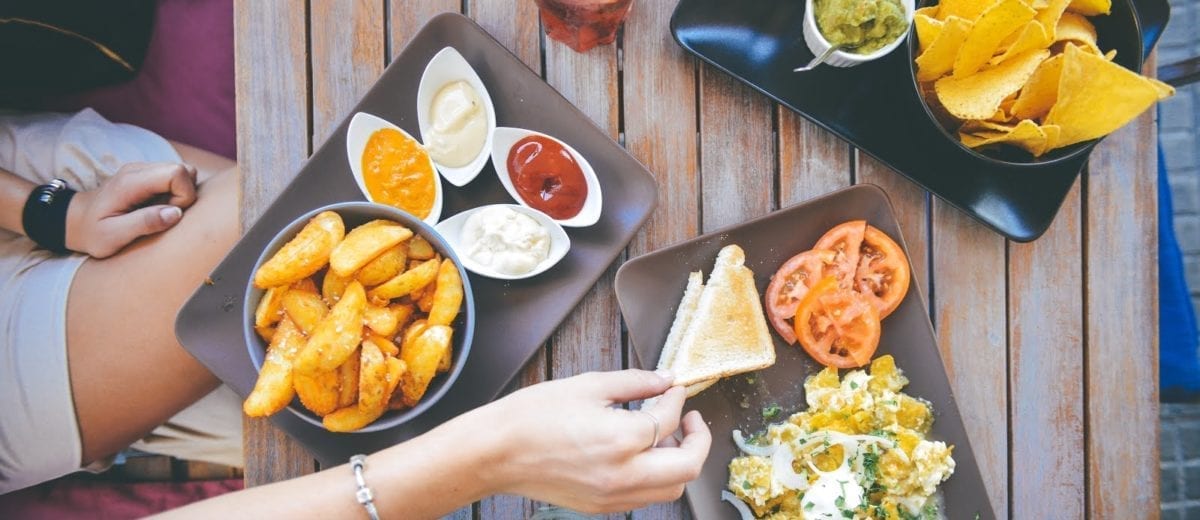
[416, 46, 497, 187]
[434, 204, 571, 280]
[490, 126, 603, 228]
[345, 112, 444, 225]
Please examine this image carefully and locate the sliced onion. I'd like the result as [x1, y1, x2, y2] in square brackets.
[721, 490, 756, 520]
[771, 445, 811, 491]
[732, 430, 776, 457]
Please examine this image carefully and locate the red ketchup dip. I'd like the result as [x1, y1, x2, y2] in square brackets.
[506, 135, 588, 220]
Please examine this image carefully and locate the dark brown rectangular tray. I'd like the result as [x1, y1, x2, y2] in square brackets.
[670, 0, 1168, 242]
[616, 185, 993, 519]
[175, 13, 657, 466]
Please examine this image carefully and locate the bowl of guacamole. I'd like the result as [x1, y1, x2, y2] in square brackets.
[803, 0, 913, 67]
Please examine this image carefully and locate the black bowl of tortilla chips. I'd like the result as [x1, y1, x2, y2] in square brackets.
[906, 0, 1172, 165]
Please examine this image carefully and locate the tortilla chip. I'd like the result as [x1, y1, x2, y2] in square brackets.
[990, 20, 1052, 65]
[917, 16, 975, 82]
[1066, 0, 1111, 15]
[1035, 0, 1072, 38]
[1104, 49, 1117, 60]
[1041, 124, 1062, 150]
[937, 0, 998, 21]
[916, 5, 941, 18]
[1055, 12, 1099, 53]
[1045, 45, 1173, 148]
[959, 119, 1051, 156]
[937, 49, 1050, 119]
[1010, 53, 1064, 121]
[953, 0, 1038, 77]
[915, 14, 945, 54]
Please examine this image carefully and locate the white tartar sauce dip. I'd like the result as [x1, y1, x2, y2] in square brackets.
[461, 206, 550, 276]
[425, 80, 487, 168]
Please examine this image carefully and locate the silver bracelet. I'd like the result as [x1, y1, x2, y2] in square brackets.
[350, 454, 380, 520]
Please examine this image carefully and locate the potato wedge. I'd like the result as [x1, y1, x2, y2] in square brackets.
[296, 281, 366, 374]
[357, 340, 388, 412]
[407, 235, 435, 260]
[254, 211, 344, 288]
[324, 355, 404, 432]
[356, 243, 408, 287]
[330, 221, 413, 278]
[292, 278, 319, 294]
[401, 319, 429, 352]
[363, 303, 401, 338]
[417, 281, 437, 313]
[255, 324, 276, 343]
[321, 270, 351, 304]
[427, 259, 464, 326]
[243, 318, 304, 417]
[254, 286, 287, 329]
[369, 258, 439, 301]
[399, 325, 452, 407]
[337, 348, 360, 408]
[391, 303, 414, 332]
[294, 368, 340, 416]
[366, 333, 400, 357]
[437, 347, 452, 374]
[282, 290, 330, 335]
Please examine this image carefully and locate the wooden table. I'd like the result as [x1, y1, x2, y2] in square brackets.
[234, 1, 1160, 517]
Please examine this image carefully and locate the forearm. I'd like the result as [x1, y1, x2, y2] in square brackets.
[0, 167, 35, 236]
[158, 404, 509, 519]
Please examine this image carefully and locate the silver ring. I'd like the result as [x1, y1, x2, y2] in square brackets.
[638, 410, 660, 450]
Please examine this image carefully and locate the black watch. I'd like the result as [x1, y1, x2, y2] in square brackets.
[22, 178, 77, 254]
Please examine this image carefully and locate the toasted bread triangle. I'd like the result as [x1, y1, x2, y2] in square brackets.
[668, 245, 776, 388]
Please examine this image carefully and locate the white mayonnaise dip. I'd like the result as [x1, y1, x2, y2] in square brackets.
[425, 80, 487, 167]
[800, 463, 865, 519]
[461, 206, 550, 275]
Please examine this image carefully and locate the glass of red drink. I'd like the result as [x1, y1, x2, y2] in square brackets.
[534, 0, 634, 52]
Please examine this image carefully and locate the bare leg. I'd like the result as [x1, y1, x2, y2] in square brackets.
[67, 147, 238, 465]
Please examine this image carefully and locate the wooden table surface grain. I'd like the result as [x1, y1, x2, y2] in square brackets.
[233, 1, 1160, 517]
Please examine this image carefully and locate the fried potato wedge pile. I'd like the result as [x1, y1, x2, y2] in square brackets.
[244, 211, 464, 432]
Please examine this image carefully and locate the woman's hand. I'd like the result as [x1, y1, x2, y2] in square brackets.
[481, 369, 712, 513]
[65, 162, 198, 258]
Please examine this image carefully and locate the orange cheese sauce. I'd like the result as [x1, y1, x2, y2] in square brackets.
[361, 128, 437, 219]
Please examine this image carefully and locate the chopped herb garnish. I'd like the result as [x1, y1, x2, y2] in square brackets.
[862, 452, 880, 482]
[804, 501, 815, 511]
[835, 495, 845, 508]
[850, 381, 859, 389]
[762, 404, 782, 420]
[742, 480, 751, 490]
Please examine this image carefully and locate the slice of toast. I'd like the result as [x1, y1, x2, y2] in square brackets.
[670, 245, 776, 388]
[657, 271, 704, 371]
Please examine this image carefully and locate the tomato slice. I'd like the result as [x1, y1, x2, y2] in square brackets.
[764, 249, 840, 344]
[813, 220, 867, 286]
[794, 276, 881, 368]
[855, 225, 911, 318]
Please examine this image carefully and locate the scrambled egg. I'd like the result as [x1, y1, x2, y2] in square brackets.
[727, 356, 955, 519]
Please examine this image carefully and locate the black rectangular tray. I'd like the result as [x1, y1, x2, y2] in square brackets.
[175, 13, 657, 466]
[617, 185, 993, 519]
[670, 0, 1168, 242]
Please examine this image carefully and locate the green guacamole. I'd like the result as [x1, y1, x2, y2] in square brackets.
[814, 0, 907, 54]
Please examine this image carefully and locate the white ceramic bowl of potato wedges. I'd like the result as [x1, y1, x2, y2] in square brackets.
[243, 201, 475, 433]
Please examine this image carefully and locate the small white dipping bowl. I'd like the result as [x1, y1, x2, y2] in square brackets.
[490, 127, 603, 228]
[417, 47, 497, 187]
[434, 204, 571, 281]
[802, 0, 914, 68]
[345, 112, 444, 225]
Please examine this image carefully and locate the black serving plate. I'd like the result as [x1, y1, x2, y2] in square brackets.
[670, 0, 1168, 242]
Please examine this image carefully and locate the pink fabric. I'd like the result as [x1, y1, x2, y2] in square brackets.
[0, 477, 242, 519]
[42, 0, 235, 159]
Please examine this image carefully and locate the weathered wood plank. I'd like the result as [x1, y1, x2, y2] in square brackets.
[310, 0, 386, 144]
[855, 155, 929, 300]
[777, 110, 851, 207]
[1084, 60, 1159, 518]
[930, 200, 1007, 519]
[387, 0, 459, 59]
[698, 66, 775, 230]
[1008, 180, 1084, 519]
[467, 1, 546, 516]
[543, 22, 624, 520]
[234, 0, 315, 487]
[622, 0, 699, 517]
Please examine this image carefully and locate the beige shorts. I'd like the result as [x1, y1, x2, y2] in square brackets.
[0, 109, 242, 494]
